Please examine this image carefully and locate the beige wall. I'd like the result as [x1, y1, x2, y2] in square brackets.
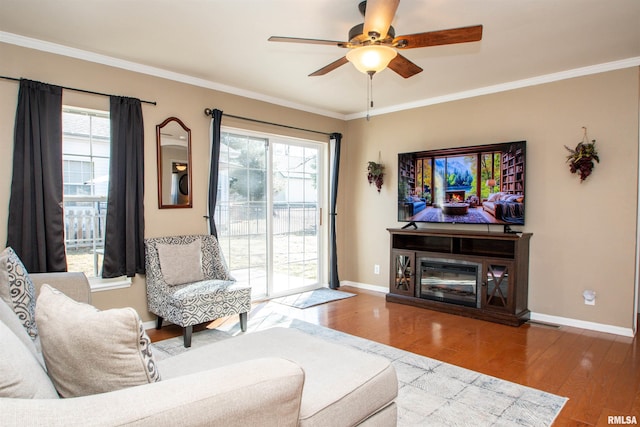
[0, 42, 345, 321]
[341, 67, 640, 330]
[2, 42, 638, 331]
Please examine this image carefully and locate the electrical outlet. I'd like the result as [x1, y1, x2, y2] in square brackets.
[583, 290, 596, 305]
[374, 264, 380, 275]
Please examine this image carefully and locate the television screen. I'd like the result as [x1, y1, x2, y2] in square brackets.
[398, 141, 526, 225]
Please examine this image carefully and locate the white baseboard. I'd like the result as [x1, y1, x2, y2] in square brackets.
[343, 281, 636, 337]
[529, 312, 635, 337]
[340, 280, 387, 294]
[143, 320, 157, 330]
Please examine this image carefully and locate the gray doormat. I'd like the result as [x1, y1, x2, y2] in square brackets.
[271, 288, 356, 309]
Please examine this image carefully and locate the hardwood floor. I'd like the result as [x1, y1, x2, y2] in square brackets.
[146, 286, 640, 426]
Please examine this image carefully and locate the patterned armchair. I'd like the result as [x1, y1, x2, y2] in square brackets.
[144, 234, 251, 347]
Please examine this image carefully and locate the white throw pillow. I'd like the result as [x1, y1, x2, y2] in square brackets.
[156, 240, 205, 286]
[0, 247, 38, 340]
[0, 298, 43, 366]
[0, 319, 59, 399]
[35, 285, 161, 398]
[487, 192, 501, 202]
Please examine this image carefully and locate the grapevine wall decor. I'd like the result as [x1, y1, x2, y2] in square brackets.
[367, 161, 384, 192]
[565, 127, 600, 182]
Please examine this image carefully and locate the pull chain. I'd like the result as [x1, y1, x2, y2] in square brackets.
[366, 71, 375, 122]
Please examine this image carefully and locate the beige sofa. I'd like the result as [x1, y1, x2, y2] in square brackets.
[0, 272, 398, 426]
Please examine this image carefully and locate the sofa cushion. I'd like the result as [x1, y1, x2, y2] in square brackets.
[0, 298, 43, 366]
[156, 240, 205, 286]
[158, 327, 398, 427]
[0, 247, 38, 340]
[487, 192, 503, 202]
[0, 317, 59, 399]
[35, 285, 161, 398]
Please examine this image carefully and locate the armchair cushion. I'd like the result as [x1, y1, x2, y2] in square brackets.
[146, 235, 234, 283]
[35, 285, 161, 398]
[0, 247, 38, 340]
[156, 240, 205, 286]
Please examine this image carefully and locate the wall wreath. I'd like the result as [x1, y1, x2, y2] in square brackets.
[565, 127, 600, 182]
[367, 161, 384, 192]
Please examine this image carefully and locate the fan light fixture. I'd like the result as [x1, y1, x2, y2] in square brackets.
[346, 45, 397, 74]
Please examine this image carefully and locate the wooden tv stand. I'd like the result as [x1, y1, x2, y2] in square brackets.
[386, 228, 532, 326]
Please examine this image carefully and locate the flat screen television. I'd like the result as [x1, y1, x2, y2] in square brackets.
[398, 141, 526, 226]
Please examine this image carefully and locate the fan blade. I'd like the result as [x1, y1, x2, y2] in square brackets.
[268, 36, 348, 48]
[387, 54, 423, 78]
[394, 25, 483, 49]
[309, 57, 350, 76]
[363, 0, 400, 40]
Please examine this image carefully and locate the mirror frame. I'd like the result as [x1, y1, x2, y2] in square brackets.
[156, 117, 193, 209]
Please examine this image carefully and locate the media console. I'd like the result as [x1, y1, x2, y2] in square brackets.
[386, 228, 532, 326]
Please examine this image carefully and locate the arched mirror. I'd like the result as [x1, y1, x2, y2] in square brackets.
[156, 117, 192, 209]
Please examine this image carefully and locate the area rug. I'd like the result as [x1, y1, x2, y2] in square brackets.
[152, 304, 568, 426]
[270, 287, 356, 308]
[417, 207, 493, 224]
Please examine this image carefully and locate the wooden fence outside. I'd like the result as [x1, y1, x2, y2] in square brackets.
[64, 200, 107, 249]
[215, 203, 318, 237]
[64, 201, 316, 248]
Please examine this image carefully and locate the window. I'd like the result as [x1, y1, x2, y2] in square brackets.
[62, 107, 110, 278]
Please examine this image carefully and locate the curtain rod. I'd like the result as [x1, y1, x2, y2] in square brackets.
[203, 107, 332, 137]
[0, 75, 157, 106]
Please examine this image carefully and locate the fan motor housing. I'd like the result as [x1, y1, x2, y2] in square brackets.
[349, 23, 396, 44]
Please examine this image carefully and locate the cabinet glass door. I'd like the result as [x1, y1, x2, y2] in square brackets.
[485, 263, 511, 310]
[392, 251, 414, 296]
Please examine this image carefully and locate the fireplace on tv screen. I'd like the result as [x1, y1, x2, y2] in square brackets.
[419, 258, 482, 308]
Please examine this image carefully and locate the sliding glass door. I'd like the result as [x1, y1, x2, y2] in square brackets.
[216, 128, 325, 299]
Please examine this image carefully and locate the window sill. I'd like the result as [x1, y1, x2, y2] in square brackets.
[89, 276, 132, 292]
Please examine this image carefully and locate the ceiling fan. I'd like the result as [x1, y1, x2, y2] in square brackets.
[268, 0, 483, 78]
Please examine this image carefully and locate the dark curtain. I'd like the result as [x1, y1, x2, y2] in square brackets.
[102, 96, 145, 278]
[207, 109, 223, 238]
[7, 79, 66, 272]
[329, 133, 342, 289]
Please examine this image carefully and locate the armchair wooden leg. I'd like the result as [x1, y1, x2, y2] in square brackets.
[156, 316, 163, 330]
[240, 312, 248, 332]
[183, 325, 192, 348]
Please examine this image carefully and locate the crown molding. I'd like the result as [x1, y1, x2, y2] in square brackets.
[0, 31, 346, 120]
[346, 56, 640, 120]
[3, 31, 638, 122]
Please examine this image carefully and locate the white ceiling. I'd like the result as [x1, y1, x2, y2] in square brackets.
[1, 0, 639, 119]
